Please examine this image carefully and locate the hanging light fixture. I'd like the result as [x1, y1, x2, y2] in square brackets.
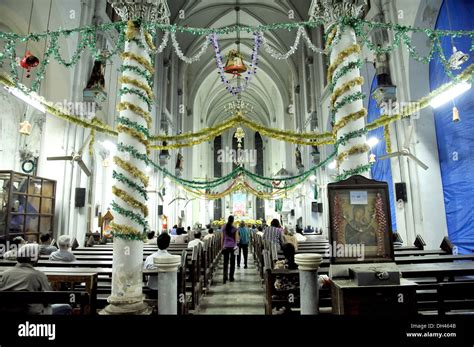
[224, 4, 248, 78]
[369, 153, 376, 164]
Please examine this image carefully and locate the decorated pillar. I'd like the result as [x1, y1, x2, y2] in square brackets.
[295, 253, 323, 315]
[310, 0, 370, 179]
[102, 0, 170, 315]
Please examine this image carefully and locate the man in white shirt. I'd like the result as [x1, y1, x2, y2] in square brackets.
[187, 231, 204, 249]
[144, 233, 171, 291]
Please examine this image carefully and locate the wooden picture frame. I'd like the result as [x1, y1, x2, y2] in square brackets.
[327, 175, 394, 264]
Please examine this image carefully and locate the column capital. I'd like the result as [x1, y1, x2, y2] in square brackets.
[295, 253, 323, 271]
[154, 254, 181, 272]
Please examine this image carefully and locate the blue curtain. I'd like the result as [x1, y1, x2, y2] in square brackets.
[429, 0, 474, 254]
[367, 77, 397, 232]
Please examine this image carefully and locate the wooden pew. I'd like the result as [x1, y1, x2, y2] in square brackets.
[0, 291, 90, 314]
[0, 269, 97, 315]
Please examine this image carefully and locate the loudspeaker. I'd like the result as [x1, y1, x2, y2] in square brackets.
[75, 188, 86, 208]
[158, 205, 163, 216]
[395, 182, 407, 202]
[440, 236, 454, 254]
[414, 234, 426, 250]
[317, 203, 323, 213]
[290, 209, 295, 216]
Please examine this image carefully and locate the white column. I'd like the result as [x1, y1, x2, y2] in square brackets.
[155, 255, 181, 315]
[295, 253, 322, 315]
[331, 27, 368, 174]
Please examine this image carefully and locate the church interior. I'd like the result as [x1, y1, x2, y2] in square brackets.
[0, 0, 474, 332]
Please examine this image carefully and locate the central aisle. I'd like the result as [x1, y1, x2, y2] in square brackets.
[196, 255, 265, 314]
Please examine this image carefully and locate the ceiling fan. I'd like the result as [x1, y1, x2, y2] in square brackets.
[47, 134, 92, 176]
[379, 124, 429, 170]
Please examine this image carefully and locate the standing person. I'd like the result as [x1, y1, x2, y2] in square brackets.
[221, 216, 239, 284]
[237, 221, 249, 269]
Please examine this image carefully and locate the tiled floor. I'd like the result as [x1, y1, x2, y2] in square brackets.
[196, 255, 265, 315]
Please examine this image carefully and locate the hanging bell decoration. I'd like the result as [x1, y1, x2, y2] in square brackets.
[224, 49, 247, 77]
[452, 106, 460, 122]
[19, 51, 40, 78]
[369, 153, 376, 164]
[19, 120, 32, 135]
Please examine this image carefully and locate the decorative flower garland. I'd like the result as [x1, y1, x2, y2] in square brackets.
[112, 186, 149, 217]
[113, 156, 149, 186]
[210, 32, 262, 96]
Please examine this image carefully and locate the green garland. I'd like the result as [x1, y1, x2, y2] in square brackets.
[111, 201, 148, 228]
[117, 116, 150, 138]
[120, 65, 153, 85]
[329, 59, 364, 92]
[118, 87, 152, 111]
[112, 170, 148, 199]
[335, 163, 374, 182]
[331, 91, 366, 121]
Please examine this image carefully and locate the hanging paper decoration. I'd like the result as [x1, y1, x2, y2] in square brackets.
[19, 51, 39, 78]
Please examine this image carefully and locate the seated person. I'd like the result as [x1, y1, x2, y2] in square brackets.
[203, 228, 214, 241]
[170, 225, 178, 236]
[283, 228, 298, 251]
[0, 244, 72, 315]
[187, 231, 204, 249]
[294, 226, 307, 242]
[172, 227, 188, 244]
[145, 231, 157, 245]
[144, 233, 171, 291]
[39, 233, 58, 256]
[3, 236, 27, 260]
[49, 235, 76, 262]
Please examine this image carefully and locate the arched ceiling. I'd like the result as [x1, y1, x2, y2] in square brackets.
[164, 0, 313, 129]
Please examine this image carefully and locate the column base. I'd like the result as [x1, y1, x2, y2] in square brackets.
[99, 297, 152, 315]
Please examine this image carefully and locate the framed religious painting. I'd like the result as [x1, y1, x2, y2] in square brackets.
[327, 175, 394, 264]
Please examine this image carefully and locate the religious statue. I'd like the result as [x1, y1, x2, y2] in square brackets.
[344, 205, 376, 246]
[295, 146, 304, 170]
[86, 60, 106, 91]
[175, 152, 183, 172]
